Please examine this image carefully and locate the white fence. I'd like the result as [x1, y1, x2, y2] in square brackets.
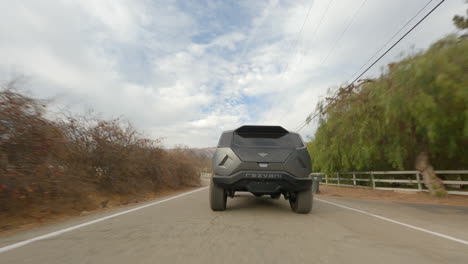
[311, 170, 468, 196]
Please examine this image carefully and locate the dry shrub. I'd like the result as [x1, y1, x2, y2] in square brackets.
[0, 86, 200, 215]
[0, 88, 84, 213]
[164, 148, 205, 188]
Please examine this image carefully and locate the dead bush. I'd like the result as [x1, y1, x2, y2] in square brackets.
[0, 85, 200, 216]
[0, 88, 87, 213]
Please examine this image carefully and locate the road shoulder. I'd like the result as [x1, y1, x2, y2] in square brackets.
[317, 185, 468, 207]
[0, 186, 200, 239]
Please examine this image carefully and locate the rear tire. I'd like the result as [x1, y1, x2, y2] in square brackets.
[289, 189, 312, 214]
[210, 181, 227, 211]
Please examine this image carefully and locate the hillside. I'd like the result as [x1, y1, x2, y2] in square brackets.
[189, 147, 216, 158]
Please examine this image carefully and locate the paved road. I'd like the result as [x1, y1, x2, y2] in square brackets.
[1, 188, 467, 264]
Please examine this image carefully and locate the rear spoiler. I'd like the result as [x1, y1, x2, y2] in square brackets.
[234, 125, 289, 134]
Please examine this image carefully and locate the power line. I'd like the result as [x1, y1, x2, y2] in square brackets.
[280, 0, 335, 79]
[279, 1, 315, 78]
[271, 1, 314, 126]
[277, 0, 335, 123]
[287, 0, 368, 128]
[240, 2, 313, 127]
[318, 0, 368, 67]
[296, 0, 446, 132]
[292, 0, 369, 130]
[348, 0, 446, 87]
[238, 1, 278, 61]
[295, 0, 434, 132]
[292, 0, 368, 130]
[347, 0, 434, 83]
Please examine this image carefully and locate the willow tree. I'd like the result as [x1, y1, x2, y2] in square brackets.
[308, 32, 467, 196]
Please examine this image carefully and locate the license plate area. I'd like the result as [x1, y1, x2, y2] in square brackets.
[247, 181, 280, 193]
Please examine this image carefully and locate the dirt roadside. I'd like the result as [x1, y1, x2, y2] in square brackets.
[316, 185, 468, 207]
[0, 186, 198, 237]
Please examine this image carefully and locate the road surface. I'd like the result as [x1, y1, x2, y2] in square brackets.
[1, 187, 467, 264]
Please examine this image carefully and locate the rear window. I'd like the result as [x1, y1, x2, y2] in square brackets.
[233, 133, 304, 148]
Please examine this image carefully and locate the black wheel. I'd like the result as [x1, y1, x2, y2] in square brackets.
[210, 181, 227, 211]
[253, 193, 263, 197]
[270, 193, 281, 199]
[289, 189, 312, 214]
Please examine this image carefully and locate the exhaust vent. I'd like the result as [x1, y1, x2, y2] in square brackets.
[218, 155, 230, 167]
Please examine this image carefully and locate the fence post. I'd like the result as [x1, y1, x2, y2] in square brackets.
[337, 173, 340, 185]
[325, 174, 328, 185]
[416, 173, 422, 191]
[353, 173, 356, 186]
[371, 172, 375, 189]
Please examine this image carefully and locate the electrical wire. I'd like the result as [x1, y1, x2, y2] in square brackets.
[279, 1, 315, 77]
[285, 0, 368, 127]
[346, 0, 434, 83]
[277, 0, 335, 123]
[318, 0, 368, 67]
[295, 0, 447, 132]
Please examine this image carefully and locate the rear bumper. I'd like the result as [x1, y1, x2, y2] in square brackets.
[212, 171, 312, 193]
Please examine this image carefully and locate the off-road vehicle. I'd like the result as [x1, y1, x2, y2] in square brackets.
[210, 125, 313, 213]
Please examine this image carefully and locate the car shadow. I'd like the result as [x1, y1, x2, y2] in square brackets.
[226, 193, 292, 213]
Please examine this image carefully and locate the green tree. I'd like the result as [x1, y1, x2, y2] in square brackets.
[307, 34, 467, 196]
[453, 4, 468, 30]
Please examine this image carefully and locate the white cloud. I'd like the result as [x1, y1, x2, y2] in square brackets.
[0, 0, 465, 147]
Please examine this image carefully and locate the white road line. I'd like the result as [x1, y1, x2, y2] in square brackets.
[0, 187, 208, 254]
[315, 198, 468, 246]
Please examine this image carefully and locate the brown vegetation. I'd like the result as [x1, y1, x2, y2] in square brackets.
[0, 83, 204, 231]
[317, 185, 468, 207]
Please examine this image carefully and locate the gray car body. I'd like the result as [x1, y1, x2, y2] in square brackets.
[211, 125, 313, 195]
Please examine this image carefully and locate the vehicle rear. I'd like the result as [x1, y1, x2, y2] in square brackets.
[210, 125, 313, 213]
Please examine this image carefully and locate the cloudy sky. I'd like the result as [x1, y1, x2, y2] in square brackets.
[0, 0, 465, 147]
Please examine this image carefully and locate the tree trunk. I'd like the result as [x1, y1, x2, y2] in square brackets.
[415, 152, 446, 197]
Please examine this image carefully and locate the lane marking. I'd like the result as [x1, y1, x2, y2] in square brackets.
[315, 198, 468, 246]
[0, 187, 208, 254]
